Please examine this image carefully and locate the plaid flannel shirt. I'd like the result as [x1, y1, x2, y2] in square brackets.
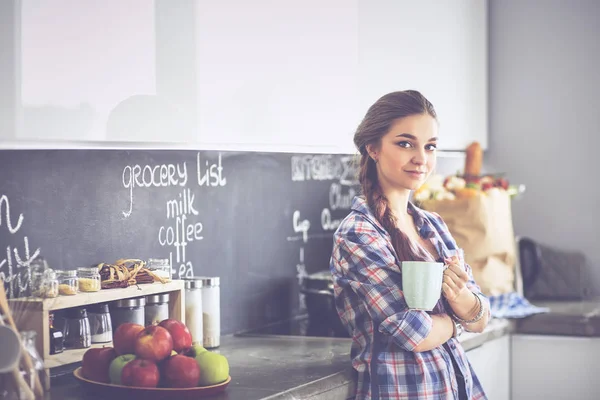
[330, 196, 489, 400]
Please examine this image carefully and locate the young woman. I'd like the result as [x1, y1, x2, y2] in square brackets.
[330, 90, 490, 399]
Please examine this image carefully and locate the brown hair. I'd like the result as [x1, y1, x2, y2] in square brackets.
[354, 90, 437, 262]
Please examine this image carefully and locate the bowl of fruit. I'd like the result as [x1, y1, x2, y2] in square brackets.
[75, 319, 230, 399]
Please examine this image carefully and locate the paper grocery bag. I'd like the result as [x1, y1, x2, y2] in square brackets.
[421, 191, 516, 296]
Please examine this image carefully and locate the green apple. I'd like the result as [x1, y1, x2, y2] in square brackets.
[109, 354, 136, 385]
[184, 343, 207, 358]
[195, 351, 229, 386]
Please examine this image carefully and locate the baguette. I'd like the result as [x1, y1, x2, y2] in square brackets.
[464, 141, 483, 177]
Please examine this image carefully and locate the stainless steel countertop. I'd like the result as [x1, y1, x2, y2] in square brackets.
[47, 319, 512, 400]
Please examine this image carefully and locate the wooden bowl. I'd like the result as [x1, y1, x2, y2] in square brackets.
[73, 367, 231, 399]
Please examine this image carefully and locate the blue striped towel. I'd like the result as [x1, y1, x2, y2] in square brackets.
[488, 292, 550, 319]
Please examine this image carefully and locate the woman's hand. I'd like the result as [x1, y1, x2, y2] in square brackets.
[442, 255, 470, 302]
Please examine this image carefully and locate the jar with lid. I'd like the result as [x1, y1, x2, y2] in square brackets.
[56, 270, 78, 296]
[77, 267, 101, 292]
[201, 277, 220, 348]
[184, 279, 203, 345]
[30, 257, 49, 296]
[32, 269, 59, 298]
[88, 303, 112, 344]
[146, 258, 172, 282]
[62, 307, 91, 349]
[110, 297, 145, 332]
[145, 294, 170, 326]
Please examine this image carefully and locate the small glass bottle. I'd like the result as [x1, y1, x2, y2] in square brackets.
[145, 294, 170, 326]
[146, 258, 172, 282]
[77, 267, 101, 292]
[56, 270, 78, 296]
[200, 277, 220, 349]
[49, 312, 64, 355]
[184, 279, 203, 345]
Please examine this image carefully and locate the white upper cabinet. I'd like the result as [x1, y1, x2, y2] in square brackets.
[358, 0, 488, 151]
[190, 0, 360, 153]
[1, 0, 487, 152]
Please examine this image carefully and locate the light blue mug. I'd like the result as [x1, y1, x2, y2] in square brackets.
[401, 261, 445, 311]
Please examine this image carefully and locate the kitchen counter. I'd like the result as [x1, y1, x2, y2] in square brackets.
[515, 298, 600, 337]
[46, 319, 510, 400]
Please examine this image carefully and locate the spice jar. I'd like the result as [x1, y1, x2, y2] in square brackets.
[200, 277, 220, 348]
[62, 307, 91, 349]
[88, 304, 112, 344]
[184, 279, 203, 345]
[56, 270, 78, 296]
[110, 297, 145, 332]
[77, 267, 101, 292]
[146, 258, 172, 282]
[145, 294, 170, 326]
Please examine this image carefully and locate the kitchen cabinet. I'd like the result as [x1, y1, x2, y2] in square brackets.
[357, 0, 488, 151]
[512, 334, 600, 400]
[3, 1, 488, 153]
[466, 335, 510, 400]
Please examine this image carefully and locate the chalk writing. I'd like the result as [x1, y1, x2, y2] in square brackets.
[159, 188, 204, 279]
[296, 247, 307, 312]
[329, 183, 356, 211]
[0, 195, 41, 298]
[197, 153, 227, 187]
[321, 208, 343, 231]
[292, 211, 310, 243]
[122, 153, 228, 218]
[291, 154, 359, 185]
[0, 195, 24, 234]
[122, 161, 188, 218]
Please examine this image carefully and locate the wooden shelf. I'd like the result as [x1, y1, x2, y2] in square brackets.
[45, 342, 113, 369]
[9, 280, 184, 311]
[8, 280, 185, 389]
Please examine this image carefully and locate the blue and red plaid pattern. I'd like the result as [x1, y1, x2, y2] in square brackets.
[330, 196, 489, 399]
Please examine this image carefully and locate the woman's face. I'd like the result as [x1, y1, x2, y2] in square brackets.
[368, 113, 438, 192]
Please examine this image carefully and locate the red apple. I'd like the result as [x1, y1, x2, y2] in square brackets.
[82, 347, 117, 383]
[161, 354, 201, 388]
[158, 319, 192, 353]
[135, 325, 173, 362]
[113, 323, 145, 355]
[121, 359, 160, 388]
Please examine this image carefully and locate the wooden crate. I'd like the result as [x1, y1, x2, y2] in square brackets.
[8, 280, 185, 388]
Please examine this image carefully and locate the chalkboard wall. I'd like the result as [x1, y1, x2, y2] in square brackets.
[0, 149, 359, 334]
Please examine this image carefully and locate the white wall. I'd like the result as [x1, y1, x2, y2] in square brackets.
[487, 0, 600, 289]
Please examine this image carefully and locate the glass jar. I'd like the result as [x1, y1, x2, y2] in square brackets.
[21, 330, 50, 391]
[77, 267, 101, 292]
[110, 297, 145, 332]
[145, 294, 170, 326]
[88, 303, 112, 344]
[146, 258, 172, 282]
[56, 270, 78, 296]
[30, 257, 49, 296]
[199, 277, 220, 348]
[184, 279, 203, 345]
[62, 307, 91, 349]
[32, 269, 59, 298]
